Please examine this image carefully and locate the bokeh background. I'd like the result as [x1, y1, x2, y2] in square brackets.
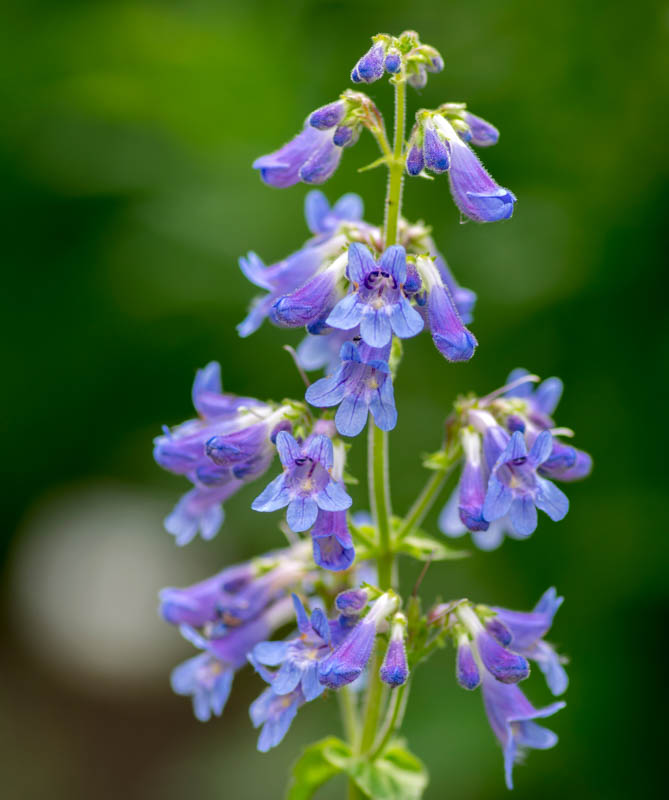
[2, 0, 667, 797]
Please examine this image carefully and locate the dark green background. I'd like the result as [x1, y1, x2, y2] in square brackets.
[2, 0, 667, 797]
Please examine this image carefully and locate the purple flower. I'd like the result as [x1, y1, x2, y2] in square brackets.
[504, 368, 564, 429]
[309, 100, 347, 130]
[481, 672, 565, 789]
[380, 614, 409, 687]
[319, 592, 398, 688]
[238, 191, 363, 337]
[270, 252, 348, 329]
[416, 255, 477, 362]
[351, 42, 385, 84]
[253, 124, 342, 188]
[423, 119, 451, 173]
[461, 112, 499, 147]
[153, 362, 284, 545]
[171, 596, 294, 722]
[252, 431, 352, 533]
[250, 686, 304, 752]
[171, 652, 235, 722]
[406, 144, 425, 176]
[326, 243, 424, 348]
[413, 115, 515, 223]
[159, 561, 254, 626]
[492, 588, 568, 696]
[384, 49, 401, 74]
[457, 605, 530, 685]
[456, 632, 481, 690]
[483, 430, 570, 537]
[457, 429, 488, 531]
[250, 595, 331, 703]
[311, 509, 355, 571]
[440, 488, 524, 551]
[305, 340, 397, 437]
[445, 136, 516, 222]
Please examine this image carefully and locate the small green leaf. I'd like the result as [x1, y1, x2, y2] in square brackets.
[286, 737, 352, 800]
[342, 470, 359, 485]
[397, 532, 469, 561]
[347, 741, 428, 800]
[421, 450, 450, 471]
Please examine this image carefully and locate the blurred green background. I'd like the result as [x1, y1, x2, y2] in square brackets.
[2, 0, 667, 797]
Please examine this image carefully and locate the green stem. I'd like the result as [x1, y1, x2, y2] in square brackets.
[396, 466, 452, 539]
[369, 683, 408, 760]
[338, 686, 359, 750]
[368, 421, 393, 590]
[384, 77, 406, 246]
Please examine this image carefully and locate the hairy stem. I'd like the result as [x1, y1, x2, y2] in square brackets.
[384, 77, 406, 246]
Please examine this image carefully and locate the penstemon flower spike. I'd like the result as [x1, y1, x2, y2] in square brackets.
[153, 30, 592, 798]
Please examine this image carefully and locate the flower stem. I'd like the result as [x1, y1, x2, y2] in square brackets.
[370, 682, 408, 760]
[396, 466, 453, 540]
[384, 77, 406, 247]
[368, 421, 393, 590]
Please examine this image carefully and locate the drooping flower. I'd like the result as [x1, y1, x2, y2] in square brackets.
[407, 113, 516, 223]
[379, 613, 409, 687]
[252, 431, 352, 532]
[351, 41, 386, 83]
[153, 362, 287, 545]
[310, 509, 355, 571]
[415, 255, 477, 362]
[456, 605, 530, 685]
[490, 588, 568, 696]
[253, 124, 343, 188]
[319, 592, 398, 688]
[238, 191, 364, 337]
[455, 630, 481, 690]
[326, 243, 424, 348]
[481, 672, 565, 790]
[305, 340, 397, 437]
[159, 561, 255, 627]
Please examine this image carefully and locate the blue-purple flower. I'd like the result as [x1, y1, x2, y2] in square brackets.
[153, 362, 286, 545]
[311, 509, 355, 571]
[253, 124, 343, 188]
[305, 340, 397, 437]
[380, 613, 409, 687]
[415, 255, 477, 362]
[326, 243, 424, 348]
[351, 41, 386, 84]
[252, 431, 352, 532]
[491, 588, 568, 696]
[238, 191, 364, 337]
[319, 592, 398, 688]
[159, 561, 255, 627]
[408, 113, 516, 223]
[457, 605, 530, 685]
[481, 672, 565, 789]
[249, 686, 305, 752]
[483, 430, 569, 537]
[171, 595, 294, 722]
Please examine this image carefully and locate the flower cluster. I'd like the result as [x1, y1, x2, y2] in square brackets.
[153, 362, 298, 545]
[438, 589, 567, 789]
[439, 369, 592, 549]
[153, 29, 593, 797]
[407, 106, 516, 222]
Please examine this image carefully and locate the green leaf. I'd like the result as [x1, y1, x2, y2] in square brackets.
[347, 742, 428, 800]
[396, 531, 469, 561]
[286, 737, 352, 800]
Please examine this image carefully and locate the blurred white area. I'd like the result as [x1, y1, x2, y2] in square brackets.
[10, 483, 204, 692]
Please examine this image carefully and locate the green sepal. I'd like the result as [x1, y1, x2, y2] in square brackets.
[342, 469, 359, 485]
[348, 740, 428, 800]
[421, 449, 452, 471]
[285, 737, 352, 800]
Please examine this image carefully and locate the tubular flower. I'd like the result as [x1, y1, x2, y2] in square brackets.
[153, 362, 290, 545]
[318, 592, 398, 688]
[238, 191, 365, 337]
